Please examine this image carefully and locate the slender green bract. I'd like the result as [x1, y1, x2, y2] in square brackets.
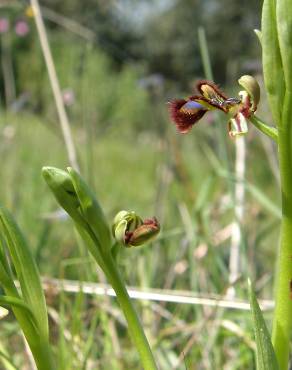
[42, 167, 158, 370]
[249, 116, 278, 142]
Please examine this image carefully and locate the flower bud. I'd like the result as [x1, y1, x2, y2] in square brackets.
[112, 211, 160, 247]
[42, 167, 112, 251]
[238, 75, 260, 111]
[127, 218, 160, 247]
[42, 167, 83, 224]
[112, 211, 143, 244]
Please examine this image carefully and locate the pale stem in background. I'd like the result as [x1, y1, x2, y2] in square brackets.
[198, 27, 246, 297]
[1, 35, 16, 106]
[227, 136, 246, 297]
[41, 277, 274, 311]
[30, 0, 79, 171]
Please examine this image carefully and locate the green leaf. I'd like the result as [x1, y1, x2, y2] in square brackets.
[68, 167, 112, 253]
[248, 280, 279, 370]
[0, 207, 48, 339]
[0, 295, 37, 324]
[0, 259, 18, 297]
[261, 0, 285, 125]
[0, 342, 18, 370]
[276, 0, 292, 92]
[0, 294, 40, 343]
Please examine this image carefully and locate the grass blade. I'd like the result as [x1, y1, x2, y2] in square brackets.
[0, 295, 37, 322]
[0, 207, 48, 339]
[248, 279, 279, 370]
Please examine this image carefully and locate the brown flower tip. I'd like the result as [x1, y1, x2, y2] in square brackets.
[125, 217, 160, 247]
[143, 217, 159, 227]
[196, 80, 229, 111]
[168, 98, 207, 133]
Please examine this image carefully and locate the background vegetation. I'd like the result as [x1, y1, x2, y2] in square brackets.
[0, 1, 281, 369]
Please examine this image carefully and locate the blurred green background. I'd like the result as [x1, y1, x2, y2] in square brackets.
[0, 1, 281, 369]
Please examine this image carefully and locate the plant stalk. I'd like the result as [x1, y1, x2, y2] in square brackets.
[80, 215, 157, 369]
[103, 252, 158, 370]
[272, 93, 292, 369]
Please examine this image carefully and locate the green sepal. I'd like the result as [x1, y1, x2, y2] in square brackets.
[238, 75, 260, 111]
[114, 219, 128, 244]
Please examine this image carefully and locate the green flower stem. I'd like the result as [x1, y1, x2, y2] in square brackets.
[249, 115, 278, 142]
[272, 93, 292, 369]
[102, 252, 158, 370]
[83, 219, 157, 369]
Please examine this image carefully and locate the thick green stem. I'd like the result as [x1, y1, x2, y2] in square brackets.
[103, 252, 158, 370]
[272, 93, 292, 369]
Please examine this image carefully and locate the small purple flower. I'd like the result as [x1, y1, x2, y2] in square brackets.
[0, 18, 9, 34]
[15, 20, 29, 37]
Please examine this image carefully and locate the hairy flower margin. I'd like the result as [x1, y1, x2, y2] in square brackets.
[168, 75, 260, 138]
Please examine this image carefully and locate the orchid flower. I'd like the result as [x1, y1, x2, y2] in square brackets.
[169, 75, 261, 138]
